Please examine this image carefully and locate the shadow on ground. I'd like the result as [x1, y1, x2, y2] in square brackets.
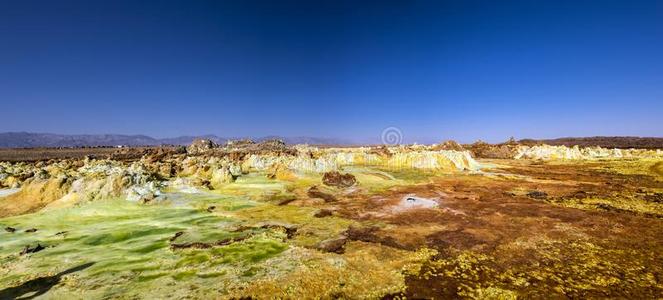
[0, 262, 94, 300]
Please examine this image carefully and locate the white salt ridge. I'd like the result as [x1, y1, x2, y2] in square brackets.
[515, 145, 663, 160]
[0, 188, 20, 198]
[244, 147, 482, 173]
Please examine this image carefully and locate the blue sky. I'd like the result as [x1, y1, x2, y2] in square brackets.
[1, 0, 662, 143]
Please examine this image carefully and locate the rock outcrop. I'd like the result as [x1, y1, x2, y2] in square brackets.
[243, 146, 481, 173]
[0, 140, 484, 218]
[432, 140, 465, 151]
[322, 171, 357, 188]
[187, 139, 217, 155]
[466, 141, 518, 159]
[514, 145, 663, 160]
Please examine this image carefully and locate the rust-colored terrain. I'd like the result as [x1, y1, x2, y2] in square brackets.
[0, 141, 661, 298]
[339, 159, 663, 298]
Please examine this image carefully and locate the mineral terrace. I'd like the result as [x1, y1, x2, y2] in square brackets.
[0, 139, 662, 299]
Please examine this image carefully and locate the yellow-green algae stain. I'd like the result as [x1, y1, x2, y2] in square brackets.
[0, 192, 291, 298]
[0, 173, 434, 299]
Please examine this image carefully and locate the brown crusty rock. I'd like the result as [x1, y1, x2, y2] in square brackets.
[322, 171, 357, 188]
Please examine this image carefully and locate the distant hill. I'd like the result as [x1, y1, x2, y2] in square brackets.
[0, 132, 160, 148]
[0, 132, 353, 148]
[157, 135, 228, 146]
[255, 136, 354, 145]
[518, 136, 663, 149]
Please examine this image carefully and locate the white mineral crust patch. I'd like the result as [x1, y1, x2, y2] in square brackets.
[392, 194, 439, 212]
[0, 188, 20, 198]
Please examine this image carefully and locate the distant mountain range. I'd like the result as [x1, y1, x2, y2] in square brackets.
[0, 132, 354, 148]
[518, 136, 663, 149]
[3, 132, 662, 149]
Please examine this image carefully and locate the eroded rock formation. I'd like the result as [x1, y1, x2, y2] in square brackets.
[514, 145, 663, 160]
[0, 142, 483, 218]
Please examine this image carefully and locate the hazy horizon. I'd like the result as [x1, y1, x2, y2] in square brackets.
[3, 131, 663, 148]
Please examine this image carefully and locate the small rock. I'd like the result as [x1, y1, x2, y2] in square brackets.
[225, 139, 255, 147]
[643, 193, 663, 204]
[368, 145, 392, 157]
[20, 244, 45, 255]
[169, 231, 184, 242]
[140, 194, 156, 204]
[25, 228, 38, 233]
[200, 180, 213, 190]
[261, 224, 297, 239]
[527, 191, 548, 200]
[322, 171, 357, 188]
[256, 139, 286, 150]
[572, 190, 588, 197]
[276, 196, 297, 206]
[187, 139, 217, 155]
[307, 186, 336, 202]
[316, 237, 348, 254]
[434, 140, 465, 151]
[4, 227, 16, 233]
[314, 209, 333, 218]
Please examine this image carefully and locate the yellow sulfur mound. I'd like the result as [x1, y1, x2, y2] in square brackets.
[0, 177, 71, 217]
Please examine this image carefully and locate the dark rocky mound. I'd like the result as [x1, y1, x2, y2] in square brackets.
[322, 171, 357, 188]
[187, 139, 218, 154]
[432, 140, 465, 151]
[465, 140, 518, 159]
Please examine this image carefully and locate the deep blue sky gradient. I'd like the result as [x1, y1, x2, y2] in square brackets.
[1, 0, 662, 143]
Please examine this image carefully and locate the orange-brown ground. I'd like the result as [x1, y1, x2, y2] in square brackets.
[1, 145, 661, 298]
[305, 159, 663, 298]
